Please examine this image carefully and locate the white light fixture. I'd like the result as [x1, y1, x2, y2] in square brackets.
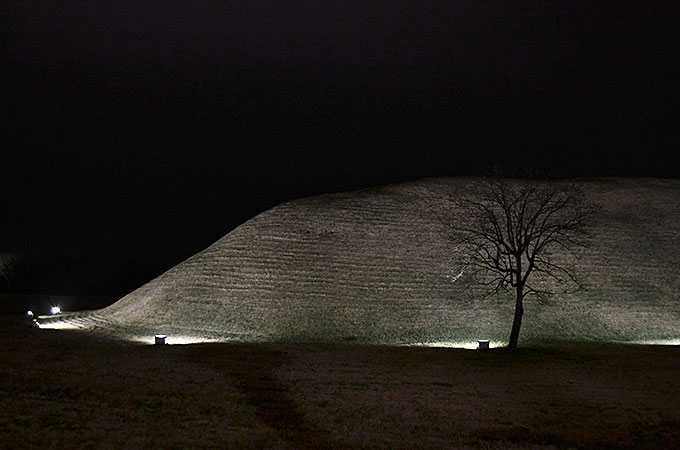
[155, 335, 167, 345]
[477, 339, 490, 350]
[26, 310, 34, 317]
[50, 306, 61, 315]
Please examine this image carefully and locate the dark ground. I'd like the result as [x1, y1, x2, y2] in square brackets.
[1, 315, 678, 449]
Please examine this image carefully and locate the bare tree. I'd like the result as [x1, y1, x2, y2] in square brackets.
[449, 178, 592, 351]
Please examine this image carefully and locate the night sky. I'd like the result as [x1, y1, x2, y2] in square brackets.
[2, 1, 679, 295]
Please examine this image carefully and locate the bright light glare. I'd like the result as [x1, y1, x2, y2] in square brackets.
[26, 310, 34, 317]
[50, 306, 61, 315]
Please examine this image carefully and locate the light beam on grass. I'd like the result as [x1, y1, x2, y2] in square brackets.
[128, 335, 222, 345]
[628, 339, 680, 346]
[36, 321, 78, 330]
[411, 341, 500, 350]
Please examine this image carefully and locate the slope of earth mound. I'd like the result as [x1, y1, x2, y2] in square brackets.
[39, 178, 680, 347]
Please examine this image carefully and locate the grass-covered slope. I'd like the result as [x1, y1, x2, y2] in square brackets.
[40, 178, 680, 346]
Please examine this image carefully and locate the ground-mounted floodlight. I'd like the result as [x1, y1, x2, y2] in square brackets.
[477, 339, 490, 350]
[26, 310, 37, 328]
[50, 306, 61, 315]
[155, 335, 167, 345]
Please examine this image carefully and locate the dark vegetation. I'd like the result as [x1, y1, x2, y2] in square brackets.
[1, 316, 678, 449]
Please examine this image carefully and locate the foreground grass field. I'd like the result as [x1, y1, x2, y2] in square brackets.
[1, 315, 678, 449]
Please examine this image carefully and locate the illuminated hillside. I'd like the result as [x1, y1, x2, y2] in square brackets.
[39, 178, 680, 347]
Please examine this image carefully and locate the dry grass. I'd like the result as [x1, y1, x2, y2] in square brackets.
[1, 315, 678, 449]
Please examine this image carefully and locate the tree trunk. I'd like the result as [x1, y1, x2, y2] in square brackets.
[508, 290, 524, 351]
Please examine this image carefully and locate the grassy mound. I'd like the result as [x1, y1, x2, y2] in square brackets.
[39, 177, 680, 346]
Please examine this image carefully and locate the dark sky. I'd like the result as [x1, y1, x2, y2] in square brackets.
[2, 1, 679, 294]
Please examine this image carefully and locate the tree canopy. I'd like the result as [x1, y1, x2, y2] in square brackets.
[449, 178, 593, 350]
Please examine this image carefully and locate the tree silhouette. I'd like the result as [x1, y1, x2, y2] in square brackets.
[449, 178, 592, 351]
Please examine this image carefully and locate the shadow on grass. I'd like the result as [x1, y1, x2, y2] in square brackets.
[187, 344, 336, 449]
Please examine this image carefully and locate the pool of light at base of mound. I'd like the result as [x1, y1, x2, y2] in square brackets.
[414, 341, 500, 350]
[128, 335, 224, 345]
[35, 321, 79, 330]
[628, 339, 680, 346]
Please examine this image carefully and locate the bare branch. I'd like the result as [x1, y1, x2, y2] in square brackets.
[445, 177, 593, 349]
